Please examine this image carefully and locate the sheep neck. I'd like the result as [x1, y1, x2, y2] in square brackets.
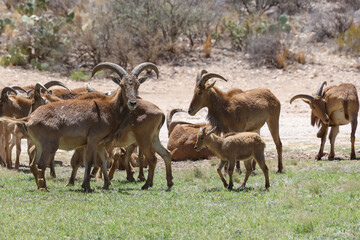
[206, 133, 225, 158]
[206, 87, 231, 133]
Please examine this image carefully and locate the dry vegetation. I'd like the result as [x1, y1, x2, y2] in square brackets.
[0, 0, 360, 75]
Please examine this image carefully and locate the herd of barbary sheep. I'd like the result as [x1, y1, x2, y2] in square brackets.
[0, 62, 358, 192]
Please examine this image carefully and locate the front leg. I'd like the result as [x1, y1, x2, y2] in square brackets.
[227, 160, 235, 190]
[316, 124, 329, 160]
[328, 126, 339, 159]
[217, 160, 228, 188]
[350, 118, 357, 159]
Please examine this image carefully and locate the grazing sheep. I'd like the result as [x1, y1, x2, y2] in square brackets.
[195, 127, 270, 190]
[290, 81, 359, 160]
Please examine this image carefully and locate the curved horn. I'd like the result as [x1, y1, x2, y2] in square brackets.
[196, 70, 208, 84]
[91, 62, 128, 79]
[131, 62, 159, 79]
[199, 73, 227, 86]
[166, 108, 186, 131]
[290, 94, 315, 104]
[316, 81, 327, 96]
[11, 86, 27, 93]
[1, 87, 17, 101]
[34, 83, 50, 97]
[44, 80, 70, 92]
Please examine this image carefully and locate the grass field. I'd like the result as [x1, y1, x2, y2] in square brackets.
[0, 157, 360, 239]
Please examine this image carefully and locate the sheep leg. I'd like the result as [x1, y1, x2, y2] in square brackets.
[350, 118, 357, 159]
[254, 152, 270, 189]
[82, 145, 96, 192]
[217, 160, 228, 188]
[152, 137, 174, 188]
[14, 132, 21, 170]
[138, 148, 146, 182]
[5, 129, 12, 169]
[124, 144, 136, 182]
[227, 160, 235, 190]
[142, 150, 157, 190]
[267, 119, 283, 173]
[30, 144, 42, 186]
[67, 148, 82, 186]
[108, 155, 120, 181]
[49, 156, 56, 178]
[328, 126, 339, 159]
[236, 161, 242, 174]
[36, 144, 57, 191]
[316, 124, 328, 160]
[240, 160, 253, 189]
[97, 146, 111, 190]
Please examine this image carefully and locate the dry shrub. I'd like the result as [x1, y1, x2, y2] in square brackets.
[310, 3, 353, 42]
[203, 34, 212, 58]
[246, 34, 287, 68]
[295, 50, 306, 64]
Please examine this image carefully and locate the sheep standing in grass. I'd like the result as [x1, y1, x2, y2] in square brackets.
[195, 127, 270, 190]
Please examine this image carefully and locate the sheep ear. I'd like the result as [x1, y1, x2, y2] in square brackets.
[139, 77, 148, 84]
[302, 99, 311, 105]
[207, 126, 217, 135]
[206, 81, 216, 89]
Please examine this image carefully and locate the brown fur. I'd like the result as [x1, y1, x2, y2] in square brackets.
[188, 74, 283, 172]
[166, 108, 214, 161]
[195, 128, 270, 190]
[291, 83, 359, 160]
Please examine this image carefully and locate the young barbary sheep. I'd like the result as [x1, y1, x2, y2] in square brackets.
[195, 127, 270, 190]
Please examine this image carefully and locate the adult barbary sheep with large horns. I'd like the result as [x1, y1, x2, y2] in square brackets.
[0, 62, 159, 192]
[290, 81, 359, 160]
[188, 70, 283, 173]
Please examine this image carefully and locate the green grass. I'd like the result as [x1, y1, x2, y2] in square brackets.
[0, 158, 360, 239]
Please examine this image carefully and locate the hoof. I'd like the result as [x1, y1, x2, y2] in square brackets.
[167, 181, 174, 189]
[141, 184, 150, 190]
[223, 182, 228, 188]
[50, 173, 56, 178]
[37, 178, 46, 189]
[38, 187, 49, 192]
[66, 182, 74, 187]
[126, 176, 135, 182]
[138, 175, 146, 182]
[227, 183, 233, 190]
[351, 153, 356, 160]
[81, 183, 93, 193]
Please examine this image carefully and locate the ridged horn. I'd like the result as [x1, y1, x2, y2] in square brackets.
[196, 70, 208, 84]
[167, 108, 186, 130]
[316, 81, 327, 97]
[34, 83, 50, 97]
[44, 80, 70, 92]
[91, 62, 128, 79]
[1, 87, 17, 101]
[199, 73, 227, 86]
[11, 86, 27, 93]
[290, 94, 314, 104]
[131, 62, 159, 79]
[207, 126, 217, 135]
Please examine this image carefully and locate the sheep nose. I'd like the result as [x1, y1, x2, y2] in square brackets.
[128, 101, 137, 110]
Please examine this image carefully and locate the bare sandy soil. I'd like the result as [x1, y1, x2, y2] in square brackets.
[1, 45, 359, 169]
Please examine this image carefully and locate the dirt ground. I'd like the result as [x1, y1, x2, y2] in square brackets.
[1, 45, 359, 168]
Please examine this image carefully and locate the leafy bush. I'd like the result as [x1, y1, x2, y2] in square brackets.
[337, 23, 360, 55]
[70, 68, 90, 81]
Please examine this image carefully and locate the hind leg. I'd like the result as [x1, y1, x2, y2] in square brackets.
[350, 118, 357, 159]
[36, 143, 58, 191]
[152, 137, 173, 188]
[240, 160, 253, 188]
[328, 126, 339, 159]
[68, 148, 83, 186]
[267, 118, 283, 173]
[14, 132, 22, 170]
[124, 144, 136, 182]
[97, 146, 111, 190]
[137, 147, 146, 181]
[254, 151, 270, 189]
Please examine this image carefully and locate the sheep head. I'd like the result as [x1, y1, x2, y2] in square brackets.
[290, 81, 329, 126]
[30, 81, 67, 112]
[0, 87, 20, 117]
[194, 126, 217, 151]
[92, 62, 159, 111]
[188, 70, 227, 116]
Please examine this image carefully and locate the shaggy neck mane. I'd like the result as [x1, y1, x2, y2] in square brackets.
[206, 87, 231, 134]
